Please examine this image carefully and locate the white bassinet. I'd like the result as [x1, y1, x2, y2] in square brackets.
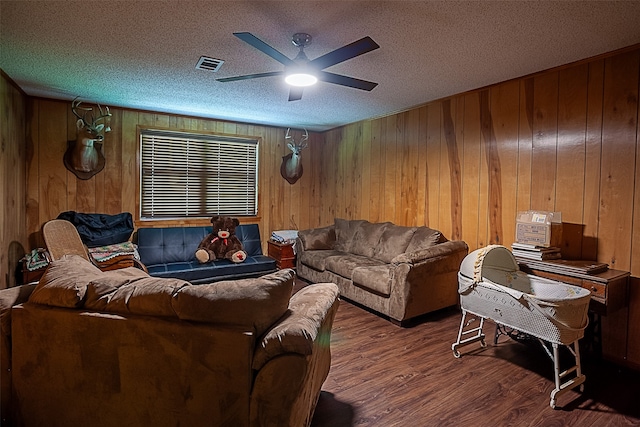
[451, 245, 591, 408]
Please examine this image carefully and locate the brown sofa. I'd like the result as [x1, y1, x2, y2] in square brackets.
[1, 255, 339, 427]
[296, 219, 468, 325]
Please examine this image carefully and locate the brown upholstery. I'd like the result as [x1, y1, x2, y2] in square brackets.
[297, 219, 468, 324]
[3, 256, 339, 427]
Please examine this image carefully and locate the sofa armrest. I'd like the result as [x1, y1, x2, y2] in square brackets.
[391, 240, 469, 265]
[250, 282, 339, 427]
[252, 282, 339, 371]
[1, 284, 37, 426]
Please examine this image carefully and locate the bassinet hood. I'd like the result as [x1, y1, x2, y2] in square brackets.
[460, 245, 519, 282]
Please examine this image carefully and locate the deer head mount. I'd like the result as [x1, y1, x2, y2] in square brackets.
[280, 128, 308, 185]
[63, 98, 112, 179]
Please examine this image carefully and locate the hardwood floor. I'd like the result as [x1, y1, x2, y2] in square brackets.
[308, 286, 640, 427]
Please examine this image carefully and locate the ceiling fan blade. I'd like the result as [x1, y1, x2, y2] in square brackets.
[233, 32, 295, 67]
[309, 36, 379, 70]
[288, 87, 304, 101]
[317, 71, 378, 91]
[217, 71, 283, 82]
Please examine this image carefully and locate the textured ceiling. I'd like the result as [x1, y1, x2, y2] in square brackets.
[2, 1, 640, 131]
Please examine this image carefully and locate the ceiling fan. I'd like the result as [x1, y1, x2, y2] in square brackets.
[217, 32, 380, 101]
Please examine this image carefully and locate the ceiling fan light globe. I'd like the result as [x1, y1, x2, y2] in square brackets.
[285, 73, 318, 87]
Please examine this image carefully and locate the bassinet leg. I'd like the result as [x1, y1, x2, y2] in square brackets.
[545, 340, 587, 409]
[573, 341, 585, 393]
[451, 309, 486, 358]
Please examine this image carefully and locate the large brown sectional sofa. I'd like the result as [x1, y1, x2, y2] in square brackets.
[0, 255, 339, 427]
[296, 219, 469, 325]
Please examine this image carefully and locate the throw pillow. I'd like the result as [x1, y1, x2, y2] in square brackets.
[372, 225, 417, 263]
[405, 226, 444, 253]
[298, 225, 336, 250]
[349, 221, 390, 257]
[334, 218, 365, 252]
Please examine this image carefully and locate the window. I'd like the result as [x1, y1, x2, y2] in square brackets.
[140, 129, 258, 219]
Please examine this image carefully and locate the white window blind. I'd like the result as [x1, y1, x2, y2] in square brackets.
[140, 129, 258, 219]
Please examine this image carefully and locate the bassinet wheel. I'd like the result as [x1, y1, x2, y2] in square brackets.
[452, 349, 461, 358]
[480, 338, 487, 348]
[550, 398, 556, 409]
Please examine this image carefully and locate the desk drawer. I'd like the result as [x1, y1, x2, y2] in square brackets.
[581, 279, 606, 300]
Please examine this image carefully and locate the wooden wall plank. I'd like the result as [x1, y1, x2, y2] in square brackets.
[583, 60, 605, 261]
[556, 64, 588, 259]
[477, 90, 490, 248]
[416, 106, 428, 227]
[121, 110, 137, 219]
[383, 115, 398, 222]
[25, 98, 40, 248]
[38, 99, 68, 223]
[401, 109, 420, 226]
[530, 72, 559, 212]
[426, 103, 441, 228]
[489, 81, 520, 247]
[348, 123, 364, 220]
[634, 70, 640, 277]
[598, 51, 639, 271]
[516, 78, 533, 216]
[369, 118, 383, 223]
[439, 99, 455, 239]
[480, 89, 499, 244]
[360, 120, 372, 221]
[1, 73, 27, 288]
[393, 114, 404, 225]
[461, 92, 481, 250]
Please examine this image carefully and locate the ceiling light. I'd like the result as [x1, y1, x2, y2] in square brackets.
[285, 72, 317, 87]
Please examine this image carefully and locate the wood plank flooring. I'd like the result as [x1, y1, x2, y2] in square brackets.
[308, 285, 640, 426]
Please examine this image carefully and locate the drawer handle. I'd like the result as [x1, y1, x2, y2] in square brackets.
[590, 286, 598, 292]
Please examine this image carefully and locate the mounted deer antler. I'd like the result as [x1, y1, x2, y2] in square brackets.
[280, 128, 309, 184]
[65, 98, 112, 179]
[72, 98, 112, 140]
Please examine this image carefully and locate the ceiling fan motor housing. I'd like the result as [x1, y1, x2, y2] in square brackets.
[291, 33, 312, 48]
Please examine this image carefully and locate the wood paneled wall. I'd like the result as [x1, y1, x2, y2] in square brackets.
[315, 47, 640, 277]
[1, 71, 27, 289]
[22, 99, 322, 254]
[3, 45, 640, 288]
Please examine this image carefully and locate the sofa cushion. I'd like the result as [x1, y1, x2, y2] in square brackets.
[298, 225, 336, 250]
[85, 270, 188, 317]
[405, 226, 444, 253]
[349, 221, 390, 257]
[352, 265, 393, 296]
[29, 255, 103, 308]
[372, 225, 417, 263]
[325, 253, 386, 279]
[172, 269, 295, 336]
[334, 218, 365, 252]
[299, 250, 343, 272]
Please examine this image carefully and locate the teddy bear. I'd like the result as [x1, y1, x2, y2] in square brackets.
[195, 216, 247, 264]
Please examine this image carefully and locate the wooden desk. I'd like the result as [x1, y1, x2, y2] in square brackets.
[518, 259, 630, 363]
[267, 240, 296, 269]
[518, 262, 629, 316]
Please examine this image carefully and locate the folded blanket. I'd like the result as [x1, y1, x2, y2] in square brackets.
[23, 248, 51, 271]
[88, 242, 139, 262]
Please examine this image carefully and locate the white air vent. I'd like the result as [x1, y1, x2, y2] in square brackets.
[196, 56, 224, 72]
